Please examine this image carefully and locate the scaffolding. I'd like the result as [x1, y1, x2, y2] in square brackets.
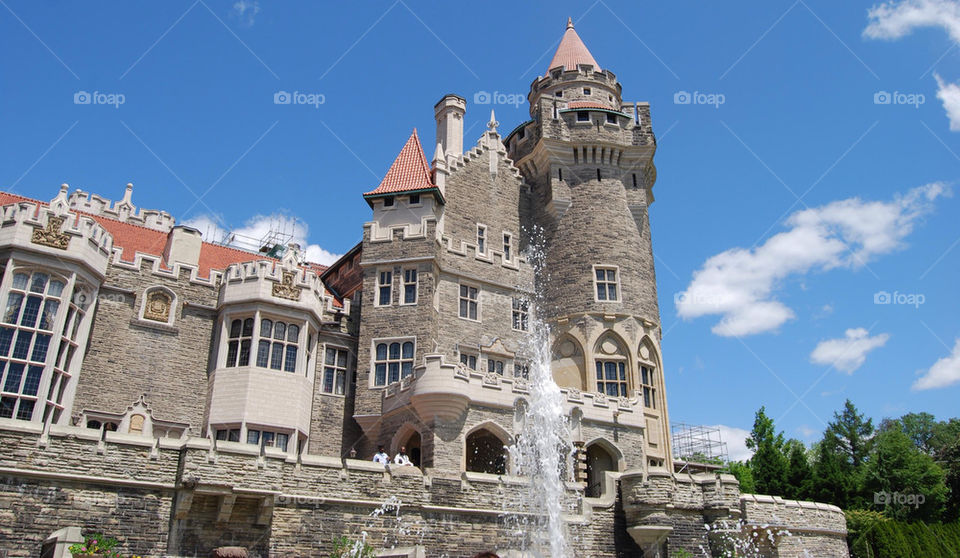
[671, 422, 729, 464]
[213, 217, 297, 259]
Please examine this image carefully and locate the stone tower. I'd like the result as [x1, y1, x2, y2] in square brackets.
[507, 18, 671, 469]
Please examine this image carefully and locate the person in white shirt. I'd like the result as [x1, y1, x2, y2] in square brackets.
[393, 446, 413, 466]
[373, 446, 389, 465]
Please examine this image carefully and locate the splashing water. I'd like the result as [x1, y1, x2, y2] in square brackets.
[505, 232, 573, 557]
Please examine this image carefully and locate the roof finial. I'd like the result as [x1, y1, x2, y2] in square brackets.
[487, 109, 499, 132]
[566, 17, 574, 30]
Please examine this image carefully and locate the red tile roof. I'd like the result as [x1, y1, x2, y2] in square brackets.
[546, 18, 600, 75]
[0, 190, 335, 291]
[363, 129, 436, 198]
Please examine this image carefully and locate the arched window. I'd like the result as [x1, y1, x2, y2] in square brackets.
[372, 338, 414, 386]
[222, 312, 307, 374]
[552, 335, 585, 390]
[465, 428, 507, 475]
[593, 333, 629, 397]
[638, 338, 660, 409]
[585, 441, 619, 497]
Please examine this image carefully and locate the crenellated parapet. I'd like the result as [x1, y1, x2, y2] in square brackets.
[68, 183, 175, 232]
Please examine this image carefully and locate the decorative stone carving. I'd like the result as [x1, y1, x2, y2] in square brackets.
[129, 414, 145, 434]
[482, 372, 501, 386]
[272, 271, 301, 301]
[567, 388, 582, 402]
[31, 215, 70, 250]
[143, 289, 172, 322]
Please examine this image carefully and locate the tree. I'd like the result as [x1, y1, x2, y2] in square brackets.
[784, 438, 812, 500]
[809, 399, 875, 509]
[724, 460, 756, 494]
[830, 399, 875, 469]
[862, 428, 948, 522]
[745, 407, 788, 496]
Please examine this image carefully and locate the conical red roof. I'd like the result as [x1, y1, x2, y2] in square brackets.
[363, 129, 436, 198]
[546, 18, 600, 75]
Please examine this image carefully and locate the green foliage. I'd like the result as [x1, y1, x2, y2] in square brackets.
[329, 536, 376, 558]
[845, 509, 960, 558]
[670, 548, 694, 558]
[723, 460, 755, 493]
[68, 533, 121, 557]
[863, 428, 948, 521]
[784, 438, 812, 500]
[745, 406, 788, 495]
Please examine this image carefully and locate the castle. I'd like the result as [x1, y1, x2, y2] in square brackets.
[0, 20, 848, 558]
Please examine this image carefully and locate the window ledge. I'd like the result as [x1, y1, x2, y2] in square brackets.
[129, 318, 178, 334]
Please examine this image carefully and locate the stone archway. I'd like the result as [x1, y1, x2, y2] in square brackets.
[465, 426, 508, 475]
[585, 439, 621, 497]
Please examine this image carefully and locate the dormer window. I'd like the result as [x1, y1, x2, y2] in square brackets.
[409, 193, 420, 205]
[383, 197, 395, 208]
[606, 113, 618, 124]
[583, 87, 591, 95]
[577, 111, 589, 122]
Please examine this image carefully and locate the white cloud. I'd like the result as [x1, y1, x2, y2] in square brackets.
[810, 328, 890, 373]
[864, 0, 960, 42]
[934, 73, 960, 130]
[183, 213, 342, 266]
[912, 338, 960, 389]
[231, 0, 260, 27]
[714, 425, 754, 462]
[676, 184, 945, 336]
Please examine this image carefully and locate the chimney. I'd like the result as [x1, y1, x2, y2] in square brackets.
[164, 225, 203, 268]
[434, 94, 466, 159]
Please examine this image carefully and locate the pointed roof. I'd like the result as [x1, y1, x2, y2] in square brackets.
[546, 18, 600, 75]
[363, 129, 442, 204]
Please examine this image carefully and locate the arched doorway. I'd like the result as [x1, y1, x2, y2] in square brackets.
[465, 428, 507, 474]
[585, 442, 617, 497]
[403, 430, 422, 468]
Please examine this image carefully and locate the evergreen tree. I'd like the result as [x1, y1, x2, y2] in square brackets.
[725, 461, 756, 494]
[745, 407, 788, 496]
[784, 438, 812, 500]
[863, 428, 948, 522]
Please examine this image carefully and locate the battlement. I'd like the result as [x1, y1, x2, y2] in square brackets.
[220, 254, 341, 317]
[68, 183, 175, 232]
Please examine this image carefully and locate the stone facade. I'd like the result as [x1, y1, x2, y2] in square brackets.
[0, 19, 849, 558]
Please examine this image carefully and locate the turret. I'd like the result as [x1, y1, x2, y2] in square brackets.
[434, 94, 466, 159]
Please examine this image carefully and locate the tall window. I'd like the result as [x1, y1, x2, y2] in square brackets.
[225, 314, 306, 374]
[0, 270, 66, 421]
[595, 361, 627, 397]
[377, 270, 392, 306]
[459, 353, 477, 370]
[503, 233, 512, 261]
[256, 319, 299, 373]
[487, 358, 504, 375]
[514, 362, 529, 380]
[594, 267, 619, 301]
[323, 347, 348, 395]
[459, 285, 478, 321]
[640, 365, 656, 409]
[477, 225, 486, 254]
[47, 283, 89, 423]
[225, 318, 254, 367]
[373, 340, 414, 386]
[402, 269, 418, 305]
[512, 298, 528, 331]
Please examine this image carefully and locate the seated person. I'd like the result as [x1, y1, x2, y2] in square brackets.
[372, 445, 389, 465]
[393, 445, 413, 466]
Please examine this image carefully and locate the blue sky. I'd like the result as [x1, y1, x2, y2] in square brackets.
[2, 0, 959, 460]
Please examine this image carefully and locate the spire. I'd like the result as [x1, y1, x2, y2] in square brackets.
[364, 129, 442, 204]
[487, 109, 499, 133]
[546, 17, 600, 75]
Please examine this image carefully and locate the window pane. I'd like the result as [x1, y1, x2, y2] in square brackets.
[405, 285, 416, 303]
[469, 287, 477, 299]
[379, 287, 390, 305]
[608, 285, 617, 300]
[388, 362, 399, 383]
[238, 339, 251, 366]
[389, 343, 400, 360]
[247, 430, 260, 445]
[4, 362, 25, 392]
[606, 383, 619, 396]
[229, 319, 241, 338]
[469, 302, 477, 320]
[229, 429, 240, 442]
[12, 273, 28, 290]
[326, 348, 336, 365]
[323, 369, 334, 392]
[15, 399, 34, 420]
[256, 340, 270, 367]
[242, 318, 254, 337]
[376, 343, 387, 360]
[4, 293, 23, 324]
[595, 361, 603, 379]
[12, 331, 32, 359]
[459, 299, 467, 317]
[270, 343, 283, 370]
[337, 350, 347, 367]
[226, 341, 238, 367]
[20, 296, 41, 327]
[401, 362, 412, 378]
[22, 365, 41, 395]
[260, 319, 272, 338]
[48, 280, 65, 297]
[29, 273, 49, 293]
[276, 433, 289, 451]
[284, 345, 297, 372]
[607, 269, 616, 281]
[618, 362, 626, 380]
[335, 371, 345, 395]
[375, 363, 386, 385]
[273, 322, 286, 340]
[597, 284, 606, 300]
[287, 324, 299, 342]
[30, 334, 50, 362]
[39, 300, 59, 330]
[605, 362, 617, 380]
[0, 397, 14, 418]
[402, 342, 413, 359]
[460, 285, 467, 297]
[0, 327, 14, 356]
